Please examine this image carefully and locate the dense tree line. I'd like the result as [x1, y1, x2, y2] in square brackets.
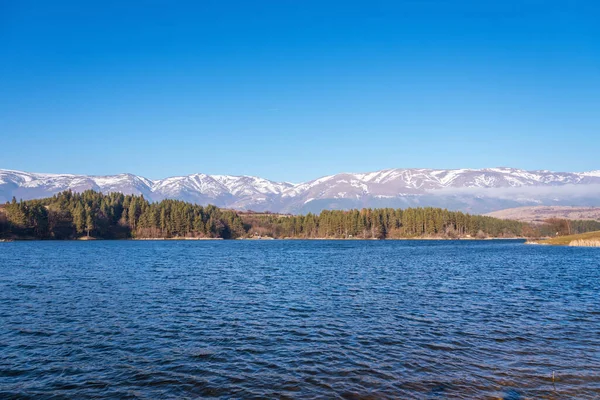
[537, 218, 600, 237]
[0, 191, 245, 239]
[1, 190, 599, 240]
[241, 207, 526, 239]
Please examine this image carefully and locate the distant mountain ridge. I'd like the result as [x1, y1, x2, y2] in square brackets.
[2, 167, 600, 214]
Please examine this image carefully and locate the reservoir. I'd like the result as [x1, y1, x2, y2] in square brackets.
[1, 240, 599, 398]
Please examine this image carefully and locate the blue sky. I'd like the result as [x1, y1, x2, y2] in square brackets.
[1, 1, 599, 182]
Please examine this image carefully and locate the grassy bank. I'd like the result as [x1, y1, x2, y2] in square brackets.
[528, 231, 600, 246]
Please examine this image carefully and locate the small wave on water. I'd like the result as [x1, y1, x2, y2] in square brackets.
[1, 240, 599, 398]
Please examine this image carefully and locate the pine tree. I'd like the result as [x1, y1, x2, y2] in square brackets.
[73, 203, 85, 234]
[86, 212, 93, 237]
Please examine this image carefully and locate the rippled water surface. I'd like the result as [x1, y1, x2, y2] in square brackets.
[1, 240, 599, 398]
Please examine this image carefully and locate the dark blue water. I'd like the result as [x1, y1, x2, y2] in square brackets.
[1, 240, 599, 399]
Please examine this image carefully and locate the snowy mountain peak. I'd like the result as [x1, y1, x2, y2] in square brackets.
[1, 167, 599, 214]
[580, 170, 600, 177]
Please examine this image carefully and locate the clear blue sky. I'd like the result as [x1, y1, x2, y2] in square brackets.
[1, 1, 599, 182]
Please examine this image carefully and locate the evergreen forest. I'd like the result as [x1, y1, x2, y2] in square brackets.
[1, 190, 599, 240]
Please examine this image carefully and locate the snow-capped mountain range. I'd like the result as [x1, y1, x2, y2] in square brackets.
[1, 167, 600, 214]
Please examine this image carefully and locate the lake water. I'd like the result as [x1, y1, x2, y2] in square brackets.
[1, 240, 599, 399]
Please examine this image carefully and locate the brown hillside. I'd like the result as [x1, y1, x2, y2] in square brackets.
[486, 206, 600, 223]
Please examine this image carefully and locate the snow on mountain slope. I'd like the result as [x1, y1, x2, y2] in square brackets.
[149, 174, 294, 208]
[0, 170, 155, 201]
[0, 169, 295, 210]
[580, 170, 600, 178]
[1, 167, 600, 213]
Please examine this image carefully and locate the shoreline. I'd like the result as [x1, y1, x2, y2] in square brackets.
[131, 237, 223, 241]
[1, 237, 528, 242]
[278, 237, 527, 241]
[525, 231, 600, 247]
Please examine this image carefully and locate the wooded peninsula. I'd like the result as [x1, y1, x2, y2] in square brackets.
[1, 191, 599, 241]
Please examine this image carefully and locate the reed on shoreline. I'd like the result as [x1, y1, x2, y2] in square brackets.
[569, 239, 600, 247]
